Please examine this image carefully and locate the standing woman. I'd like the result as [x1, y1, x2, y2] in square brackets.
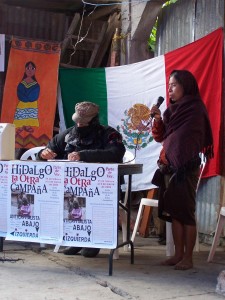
[13, 61, 40, 132]
[151, 70, 213, 270]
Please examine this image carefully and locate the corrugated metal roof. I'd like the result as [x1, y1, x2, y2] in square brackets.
[0, 4, 68, 41]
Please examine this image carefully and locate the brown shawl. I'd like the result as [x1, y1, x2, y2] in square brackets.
[163, 95, 213, 173]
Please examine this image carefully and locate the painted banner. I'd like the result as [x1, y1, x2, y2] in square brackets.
[1, 38, 60, 148]
[58, 28, 223, 191]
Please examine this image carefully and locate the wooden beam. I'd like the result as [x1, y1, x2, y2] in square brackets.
[66, 43, 94, 51]
[132, 1, 164, 42]
[88, 5, 120, 20]
[60, 13, 80, 60]
[87, 21, 107, 68]
[59, 63, 82, 69]
[92, 12, 120, 67]
[70, 35, 98, 44]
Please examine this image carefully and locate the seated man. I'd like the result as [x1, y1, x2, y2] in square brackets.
[37, 101, 125, 257]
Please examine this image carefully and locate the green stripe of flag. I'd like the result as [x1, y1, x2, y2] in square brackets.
[59, 67, 108, 128]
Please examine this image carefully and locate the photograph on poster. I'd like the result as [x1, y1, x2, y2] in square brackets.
[64, 193, 86, 221]
[11, 191, 34, 217]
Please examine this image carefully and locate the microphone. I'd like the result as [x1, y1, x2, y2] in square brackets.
[127, 96, 164, 164]
[150, 96, 164, 118]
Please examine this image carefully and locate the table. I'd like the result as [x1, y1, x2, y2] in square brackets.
[108, 163, 143, 275]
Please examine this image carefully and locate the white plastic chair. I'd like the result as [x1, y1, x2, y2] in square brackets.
[207, 207, 225, 262]
[20, 146, 46, 160]
[20, 146, 46, 248]
[130, 197, 176, 254]
[131, 154, 206, 256]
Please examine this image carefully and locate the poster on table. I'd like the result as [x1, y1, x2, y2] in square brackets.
[60, 162, 118, 249]
[0, 161, 9, 236]
[6, 161, 65, 244]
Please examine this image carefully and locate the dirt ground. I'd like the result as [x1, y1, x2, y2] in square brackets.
[0, 235, 225, 300]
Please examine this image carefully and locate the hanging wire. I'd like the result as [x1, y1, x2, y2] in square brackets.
[87, 4, 97, 16]
[82, 0, 122, 6]
[67, 0, 155, 65]
[82, 0, 153, 6]
[68, 3, 93, 64]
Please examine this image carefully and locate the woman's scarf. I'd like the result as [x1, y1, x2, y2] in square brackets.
[163, 95, 213, 172]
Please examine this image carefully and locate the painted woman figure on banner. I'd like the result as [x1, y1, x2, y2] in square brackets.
[13, 61, 40, 133]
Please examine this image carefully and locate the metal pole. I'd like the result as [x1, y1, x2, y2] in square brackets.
[126, 0, 131, 64]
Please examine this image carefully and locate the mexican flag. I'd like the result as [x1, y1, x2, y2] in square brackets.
[58, 27, 223, 191]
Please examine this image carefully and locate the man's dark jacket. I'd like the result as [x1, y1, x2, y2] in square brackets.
[37, 124, 125, 163]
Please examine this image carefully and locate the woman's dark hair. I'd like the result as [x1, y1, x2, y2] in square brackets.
[22, 61, 37, 81]
[169, 70, 200, 97]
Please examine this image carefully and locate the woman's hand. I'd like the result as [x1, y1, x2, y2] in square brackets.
[40, 148, 57, 160]
[68, 152, 81, 161]
[150, 105, 161, 121]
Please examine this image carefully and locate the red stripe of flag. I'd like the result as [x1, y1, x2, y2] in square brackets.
[164, 27, 223, 177]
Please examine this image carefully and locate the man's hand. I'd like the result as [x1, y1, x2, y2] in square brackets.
[40, 148, 57, 160]
[68, 152, 81, 161]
